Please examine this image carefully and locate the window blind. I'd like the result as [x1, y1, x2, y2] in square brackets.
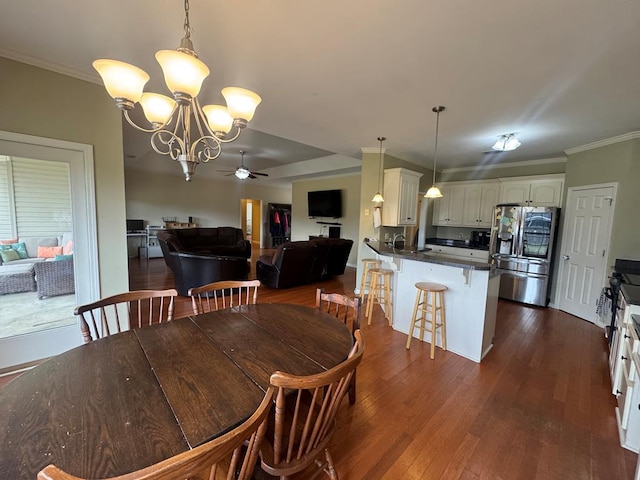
[11, 157, 72, 238]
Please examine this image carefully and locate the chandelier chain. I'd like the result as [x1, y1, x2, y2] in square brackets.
[184, 0, 191, 38]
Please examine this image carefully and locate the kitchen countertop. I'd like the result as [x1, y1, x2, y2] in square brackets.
[364, 240, 493, 271]
[425, 237, 490, 251]
[622, 284, 640, 305]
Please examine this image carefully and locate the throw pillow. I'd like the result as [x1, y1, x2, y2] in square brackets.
[54, 254, 74, 261]
[38, 246, 63, 258]
[0, 248, 20, 262]
[0, 238, 17, 245]
[10, 242, 28, 259]
[63, 240, 73, 255]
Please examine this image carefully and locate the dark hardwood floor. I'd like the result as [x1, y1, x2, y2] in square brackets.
[2, 250, 636, 478]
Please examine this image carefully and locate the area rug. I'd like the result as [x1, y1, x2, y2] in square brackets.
[0, 291, 76, 338]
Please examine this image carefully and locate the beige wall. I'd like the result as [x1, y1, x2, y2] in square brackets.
[0, 57, 128, 296]
[125, 169, 291, 246]
[565, 137, 640, 263]
[291, 174, 361, 266]
[440, 159, 567, 182]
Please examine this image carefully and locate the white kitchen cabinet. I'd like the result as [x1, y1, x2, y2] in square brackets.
[382, 168, 423, 226]
[432, 184, 465, 226]
[462, 182, 500, 227]
[612, 294, 640, 453]
[499, 175, 564, 207]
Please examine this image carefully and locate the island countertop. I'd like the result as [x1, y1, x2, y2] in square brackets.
[364, 240, 493, 271]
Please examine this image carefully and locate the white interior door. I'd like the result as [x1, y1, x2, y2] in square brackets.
[0, 132, 99, 370]
[557, 184, 616, 323]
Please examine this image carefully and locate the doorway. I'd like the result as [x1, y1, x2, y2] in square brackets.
[241, 198, 262, 248]
[557, 184, 616, 324]
[0, 131, 99, 370]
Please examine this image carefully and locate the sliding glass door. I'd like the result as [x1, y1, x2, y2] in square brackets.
[0, 132, 99, 370]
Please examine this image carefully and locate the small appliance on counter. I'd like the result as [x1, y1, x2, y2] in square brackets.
[470, 230, 490, 248]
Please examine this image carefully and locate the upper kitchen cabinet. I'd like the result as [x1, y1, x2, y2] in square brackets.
[382, 168, 423, 226]
[499, 174, 565, 207]
[462, 182, 500, 227]
[432, 184, 465, 226]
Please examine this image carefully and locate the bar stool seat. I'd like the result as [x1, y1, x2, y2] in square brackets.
[359, 258, 381, 302]
[406, 282, 447, 359]
[365, 268, 393, 326]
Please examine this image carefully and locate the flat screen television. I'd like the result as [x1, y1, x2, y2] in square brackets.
[308, 189, 342, 218]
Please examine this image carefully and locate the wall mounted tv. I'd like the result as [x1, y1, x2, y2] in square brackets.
[308, 189, 342, 218]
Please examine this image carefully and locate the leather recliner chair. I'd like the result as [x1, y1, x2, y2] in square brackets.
[157, 229, 250, 296]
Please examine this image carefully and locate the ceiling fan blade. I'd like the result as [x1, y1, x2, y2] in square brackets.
[248, 173, 257, 179]
[217, 170, 236, 173]
[225, 173, 236, 176]
[251, 171, 269, 176]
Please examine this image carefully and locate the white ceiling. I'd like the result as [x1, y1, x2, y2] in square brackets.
[2, 0, 640, 184]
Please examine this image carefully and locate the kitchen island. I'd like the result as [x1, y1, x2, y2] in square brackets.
[365, 240, 500, 363]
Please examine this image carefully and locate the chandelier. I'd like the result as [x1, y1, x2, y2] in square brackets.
[93, 0, 261, 181]
[492, 133, 521, 151]
[425, 106, 445, 199]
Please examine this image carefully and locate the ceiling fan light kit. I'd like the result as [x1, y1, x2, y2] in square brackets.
[93, 0, 261, 182]
[492, 133, 521, 151]
[424, 106, 444, 199]
[218, 150, 268, 180]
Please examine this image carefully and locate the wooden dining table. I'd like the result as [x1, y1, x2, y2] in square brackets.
[0, 303, 353, 479]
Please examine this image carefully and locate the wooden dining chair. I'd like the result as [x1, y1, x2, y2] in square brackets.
[189, 280, 261, 314]
[74, 289, 178, 343]
[37, 386, 275, 480]
[315, 288, 361, 404]
[260, 330, 365, 480]
[315, 288, 361, 334]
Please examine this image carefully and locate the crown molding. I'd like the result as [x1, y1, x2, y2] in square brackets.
[441, 156, 566, 174]
[564, 131, 640, 155]
[0, 48, 99, 84]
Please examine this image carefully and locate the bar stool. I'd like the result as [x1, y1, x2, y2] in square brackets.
[366, 268, 393, 326]
[359, 258, 381, 302]
[406, 282, 448, 359]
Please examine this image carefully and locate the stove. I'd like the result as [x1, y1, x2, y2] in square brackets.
[606, 259, 640, 345]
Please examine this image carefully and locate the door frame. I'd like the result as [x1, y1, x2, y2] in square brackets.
[555, 182, 617, 324]
[0, 131, 99, 370]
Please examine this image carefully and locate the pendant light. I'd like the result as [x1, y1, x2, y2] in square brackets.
[425, 106, 445, 198]
[372, 136, 386, 203]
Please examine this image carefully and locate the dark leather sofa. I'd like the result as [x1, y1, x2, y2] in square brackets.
[256, 238, 353, 289]
[157, 228, 250, 296]
[158, 227, 251, 258]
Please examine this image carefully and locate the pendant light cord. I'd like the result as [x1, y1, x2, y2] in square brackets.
[432, 106, 444, 185]
[377, 136, 385, 192]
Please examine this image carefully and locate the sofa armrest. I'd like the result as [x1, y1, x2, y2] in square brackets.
[33, 258, 75, 299]
[256, 259, 280, 288]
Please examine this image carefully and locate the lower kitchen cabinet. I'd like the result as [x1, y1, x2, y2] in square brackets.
[611, 293, 640, 453]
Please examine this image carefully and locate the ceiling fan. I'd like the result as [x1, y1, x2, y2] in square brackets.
[218, 151, 269, 179]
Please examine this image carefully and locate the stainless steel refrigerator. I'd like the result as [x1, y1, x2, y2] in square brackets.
[489, 205, 560, 306]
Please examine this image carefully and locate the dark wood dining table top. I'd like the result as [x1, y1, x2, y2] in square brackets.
[0, 303, 353, 480]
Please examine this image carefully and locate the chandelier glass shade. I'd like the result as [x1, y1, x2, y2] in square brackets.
[424, 106, 445, 199]
[492, 133, 521, 151]
[372, 136, 386, 203]
[92, 0, 261, 181]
